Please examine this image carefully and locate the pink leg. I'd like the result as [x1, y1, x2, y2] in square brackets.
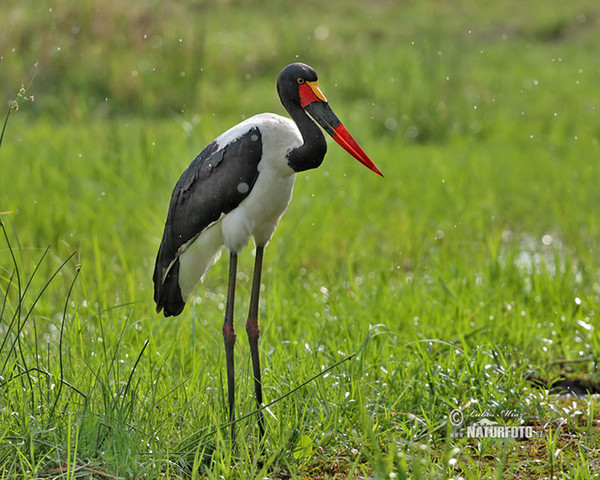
[246, 245, 265, 437]
[223, 252, 238, 440]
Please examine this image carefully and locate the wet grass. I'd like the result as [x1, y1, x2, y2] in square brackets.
[1, 0, 600, 478]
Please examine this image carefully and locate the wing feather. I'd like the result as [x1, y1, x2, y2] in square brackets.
[153, 126, 263, 316]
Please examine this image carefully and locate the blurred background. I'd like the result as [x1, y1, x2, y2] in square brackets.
[3, 0, 599, 137]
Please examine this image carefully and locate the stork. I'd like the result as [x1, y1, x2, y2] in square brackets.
[153, 62, 382, 439]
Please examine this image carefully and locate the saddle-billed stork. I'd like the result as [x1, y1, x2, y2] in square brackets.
[153, 62, 382, 439]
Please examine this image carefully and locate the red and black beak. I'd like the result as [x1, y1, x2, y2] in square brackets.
[299, 81, 383, 177]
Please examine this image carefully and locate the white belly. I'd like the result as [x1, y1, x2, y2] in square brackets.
[221, 167, 296, 251]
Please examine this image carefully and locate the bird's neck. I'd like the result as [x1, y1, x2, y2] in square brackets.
[286, 104, 327, 172]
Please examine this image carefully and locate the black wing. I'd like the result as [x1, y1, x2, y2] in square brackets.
[153, 127, 263, 316]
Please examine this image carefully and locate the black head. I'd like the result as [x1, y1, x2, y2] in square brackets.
[277, 62, 384, 176]
[276, 63, 320, 108]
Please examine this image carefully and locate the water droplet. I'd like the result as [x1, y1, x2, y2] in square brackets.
[314, 25, 329, 41]
[384, 117, 397, 130]
[541, 234, 552, 246]
[149, 35, 163, 49]
[406, 125, 419, 138]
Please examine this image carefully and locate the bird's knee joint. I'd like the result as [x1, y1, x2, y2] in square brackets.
[223, 324, 237, 346]
[246, 317, 260, 340]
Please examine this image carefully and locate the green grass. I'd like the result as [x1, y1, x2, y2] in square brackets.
[1, 0, 600, 478]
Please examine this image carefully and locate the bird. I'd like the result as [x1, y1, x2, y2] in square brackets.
[153, 62, 382, 439]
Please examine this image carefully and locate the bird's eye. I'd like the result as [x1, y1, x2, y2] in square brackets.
[297, 78, 305, 84]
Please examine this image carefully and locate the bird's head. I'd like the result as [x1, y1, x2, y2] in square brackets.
[277, 62, 383, 177]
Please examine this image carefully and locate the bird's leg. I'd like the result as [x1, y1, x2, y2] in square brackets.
[223, 251, 238, 441]
[246, 245, 265, 438]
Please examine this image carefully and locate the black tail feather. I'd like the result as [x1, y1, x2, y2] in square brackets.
[154, 258, 186, 317]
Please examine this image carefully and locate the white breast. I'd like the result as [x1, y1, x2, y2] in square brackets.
[221, 113, 300, 252]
